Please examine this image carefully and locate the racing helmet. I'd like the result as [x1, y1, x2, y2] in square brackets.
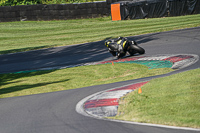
[105, 40, 112, 48]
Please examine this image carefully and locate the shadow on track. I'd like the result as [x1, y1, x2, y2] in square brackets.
[0, 70, 70, 96]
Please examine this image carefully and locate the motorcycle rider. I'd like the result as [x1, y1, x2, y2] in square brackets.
[105, 37, 136, 58]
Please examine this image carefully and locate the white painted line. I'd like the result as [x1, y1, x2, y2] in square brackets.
[137, 55, 171, 61]
[172, 54, 199, 69]
[85, 106, 118, 117]
[106, 118, 200, 131]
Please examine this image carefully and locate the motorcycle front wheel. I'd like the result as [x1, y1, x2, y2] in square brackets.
[128, 44, 145, 55]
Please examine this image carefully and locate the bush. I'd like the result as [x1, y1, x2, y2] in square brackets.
[0, 0, 42, 6]
[41, 0, 94, 4]
[0, 0, 104, 6]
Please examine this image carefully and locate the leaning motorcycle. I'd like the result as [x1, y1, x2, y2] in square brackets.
[105, 37, 145, 58]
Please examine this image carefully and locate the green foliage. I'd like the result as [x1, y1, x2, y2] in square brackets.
[0, 0, 104, 6]
[41, 0, 68, 4]
[0, 0, 42, 6]
[41, 0, 93, 4]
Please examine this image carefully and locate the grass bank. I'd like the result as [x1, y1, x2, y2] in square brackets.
[0, 63, 172, 98]
[113, 68, 200, 128]
[0, 14, 200, 54]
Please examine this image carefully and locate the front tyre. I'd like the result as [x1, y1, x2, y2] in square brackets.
[129, 45, 145, 55]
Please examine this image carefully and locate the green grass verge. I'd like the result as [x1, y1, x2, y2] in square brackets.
[0, 63, 172, 98]
[113, 68, 200, 128]
[1, 14, 200, 54]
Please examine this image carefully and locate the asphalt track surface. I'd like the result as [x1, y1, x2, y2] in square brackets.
[0, 27, 200, 133]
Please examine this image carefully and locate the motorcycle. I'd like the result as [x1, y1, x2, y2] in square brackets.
[105, 37, 145, 58]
